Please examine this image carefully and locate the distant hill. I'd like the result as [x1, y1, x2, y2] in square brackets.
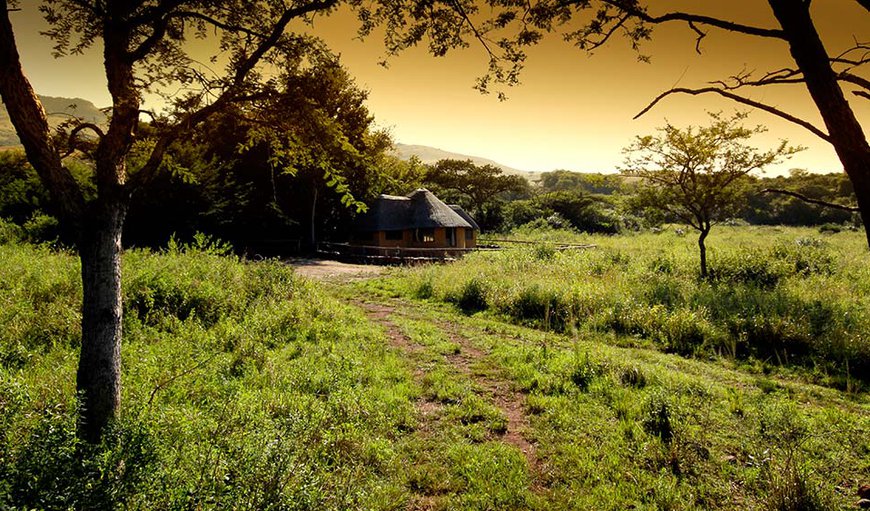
[0, 95, 107, 147]
[392, 143, 539, 180]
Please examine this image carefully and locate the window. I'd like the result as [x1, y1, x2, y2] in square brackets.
[385, 230, 403, 241]
[415, 228, 435, 243]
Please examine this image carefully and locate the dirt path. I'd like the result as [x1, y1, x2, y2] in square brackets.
[288, 258, 385, 281]
[353, 298, 540, 479]
[439, 325, 539, 467]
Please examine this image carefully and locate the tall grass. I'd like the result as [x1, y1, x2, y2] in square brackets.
[0, 239, 418, 509]
[379, 225, 870, 390]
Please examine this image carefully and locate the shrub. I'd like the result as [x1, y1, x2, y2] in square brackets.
[641, 391, 674, 443]
[21, 213, 60, 244]
[709, 249, 786, 287]
[414, 277, 434, 299]
[764, 462, 834, 511]
[569, 351, 599, 390]
[0, 218, 22, 244]
[2, 409, 156, 510]
[770, 240, 835, 277]
[617, 365, 648, 388]
[456, 278, 488, 314]
[508, 285, 563, 330]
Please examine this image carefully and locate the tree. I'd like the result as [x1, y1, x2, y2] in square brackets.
[423, 158, 528, 229]
[621, 113, 798, 277]
[0, 0, 354, 442]
[363, 0, 870, 246]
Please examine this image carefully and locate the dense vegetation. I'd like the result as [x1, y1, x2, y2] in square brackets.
[1, 227, 868, 509]
[0, 235, 421, 508]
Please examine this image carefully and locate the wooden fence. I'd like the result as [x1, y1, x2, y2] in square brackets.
[316, 242, 491, 264]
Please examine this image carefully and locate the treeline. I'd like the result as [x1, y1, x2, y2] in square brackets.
[0, 137, 859, 252]
[499, 169, 860, 234]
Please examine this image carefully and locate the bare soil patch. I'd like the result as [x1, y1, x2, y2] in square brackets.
[288, 258, 385, 281]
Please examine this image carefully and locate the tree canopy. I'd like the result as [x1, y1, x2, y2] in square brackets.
[0, 0, 388, 442]
[622, 112, 799, 277]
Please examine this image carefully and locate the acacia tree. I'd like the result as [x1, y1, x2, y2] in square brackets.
[424, 158, 528, 227]
[0, 0, 353, 442]
[622, 113, 798, 277]
[362, 0, 870, 245]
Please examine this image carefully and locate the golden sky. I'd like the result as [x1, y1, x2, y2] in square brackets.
[8, 1, 870, 175]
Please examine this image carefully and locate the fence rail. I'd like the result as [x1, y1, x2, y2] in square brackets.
[480, 238, 597, 250]
[316, 242, 491, 264]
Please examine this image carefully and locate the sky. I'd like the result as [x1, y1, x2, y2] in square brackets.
[7, 1, 869, 175]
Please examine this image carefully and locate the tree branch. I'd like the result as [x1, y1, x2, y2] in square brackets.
[634, 86, 831, 142]
[601, 1, 787, 40]
[62, 122, 105, 157]
[0, 1, 84, 221]
[839, 71, 870, 92]
[761, 188, 860, 212]
[128, 0, 339, 192]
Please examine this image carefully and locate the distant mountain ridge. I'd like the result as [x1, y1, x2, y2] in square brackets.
[392, 143, 538, 180]
[0, 95, 106, 147]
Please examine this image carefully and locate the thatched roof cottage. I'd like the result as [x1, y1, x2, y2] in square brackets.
[355, 188, 479, 249]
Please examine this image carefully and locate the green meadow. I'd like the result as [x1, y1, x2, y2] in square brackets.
[1, 225, 869, 509]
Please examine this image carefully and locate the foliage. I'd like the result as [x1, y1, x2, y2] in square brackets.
[423, 159, 530, 231]
[2, 232, 869, 509]
[350, 263, 868, 510]
[0, 242, 421, 508]
[622, 113, 800, 276]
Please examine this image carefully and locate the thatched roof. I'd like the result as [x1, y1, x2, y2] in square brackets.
[449, 205, 480, 231]
[358, 188, 477, 232]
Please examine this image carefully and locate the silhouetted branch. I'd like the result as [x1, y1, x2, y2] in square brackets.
[634, 86, 831, 142]
[761, 188, 860, 212]
[600, 1, 787, 40]
[62, 122, 104, 157]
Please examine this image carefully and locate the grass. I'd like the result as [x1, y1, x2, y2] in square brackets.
[344, 289, 870, 510]
[368, 225, 870, 391]
[1, 224, 869, 509]
[0, 241, 419, 509]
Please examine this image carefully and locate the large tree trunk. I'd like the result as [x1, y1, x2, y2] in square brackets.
[76, 198, 126, 443]
[768, 0, 870, 246]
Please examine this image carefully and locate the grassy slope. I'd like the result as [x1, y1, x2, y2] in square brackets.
[1, 227, 868, 509]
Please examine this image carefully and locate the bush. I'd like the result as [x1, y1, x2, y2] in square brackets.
[641, 391, 675, 443]
[2, 409, 156, 510]
[455, 278, 488, 314]
[22, 213, 60, 244]
[0, 218, 22, 244]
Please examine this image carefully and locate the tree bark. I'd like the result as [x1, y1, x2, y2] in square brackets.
[698, 227, 710, 278]
[768, 0, 870, 247]
[76, 197, 126, 443]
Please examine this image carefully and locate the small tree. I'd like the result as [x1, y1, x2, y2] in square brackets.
[621, 113, 799, 277]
